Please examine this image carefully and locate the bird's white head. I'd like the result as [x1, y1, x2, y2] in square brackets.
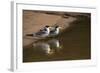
[55, 26, 62, 34]
[45, 25, 51, 34]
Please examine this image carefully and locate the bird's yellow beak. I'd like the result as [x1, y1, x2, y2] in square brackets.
[49, 27, 52, 28]
[59, 27, 62, 29]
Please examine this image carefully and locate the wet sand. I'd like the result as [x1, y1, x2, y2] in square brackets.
[23, 10, 77, 47]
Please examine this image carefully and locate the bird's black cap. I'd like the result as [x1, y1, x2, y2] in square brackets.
[45, 25, 50, 28]
[55, 25, 59, 28]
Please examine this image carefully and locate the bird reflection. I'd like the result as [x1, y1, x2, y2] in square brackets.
[48, 39, 62, 51]
[32, 39, 62, 55]
[33, 42, 54, 55]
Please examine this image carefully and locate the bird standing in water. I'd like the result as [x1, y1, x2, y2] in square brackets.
[49, 26, 61, 37]
[26, 26, 51, 38]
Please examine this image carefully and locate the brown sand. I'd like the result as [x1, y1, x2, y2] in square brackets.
[23, 10, 77, 47]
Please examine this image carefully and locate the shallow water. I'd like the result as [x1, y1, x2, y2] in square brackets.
[23, 16, 91, 63]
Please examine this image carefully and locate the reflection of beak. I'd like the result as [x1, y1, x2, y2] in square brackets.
[58, 45, 62, 49]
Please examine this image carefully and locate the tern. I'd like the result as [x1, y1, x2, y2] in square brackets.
[26, 26, 51, 38]
[49, 26, 61, 37]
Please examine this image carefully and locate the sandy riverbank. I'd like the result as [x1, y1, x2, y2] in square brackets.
[23, 10, 89, 47]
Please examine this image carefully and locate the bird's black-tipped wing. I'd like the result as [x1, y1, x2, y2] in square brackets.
[35, 30, 47, 36]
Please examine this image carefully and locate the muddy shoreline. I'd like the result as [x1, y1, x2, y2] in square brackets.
[23, 10, 90, 47]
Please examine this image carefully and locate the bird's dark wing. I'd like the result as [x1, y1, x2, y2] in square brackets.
[40, 28, 47, 31]
[36, 31, 47, 36]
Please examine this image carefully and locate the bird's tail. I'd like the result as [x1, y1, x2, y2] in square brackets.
[26, 34, 33, 36]
[26, 33, 35, 37]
